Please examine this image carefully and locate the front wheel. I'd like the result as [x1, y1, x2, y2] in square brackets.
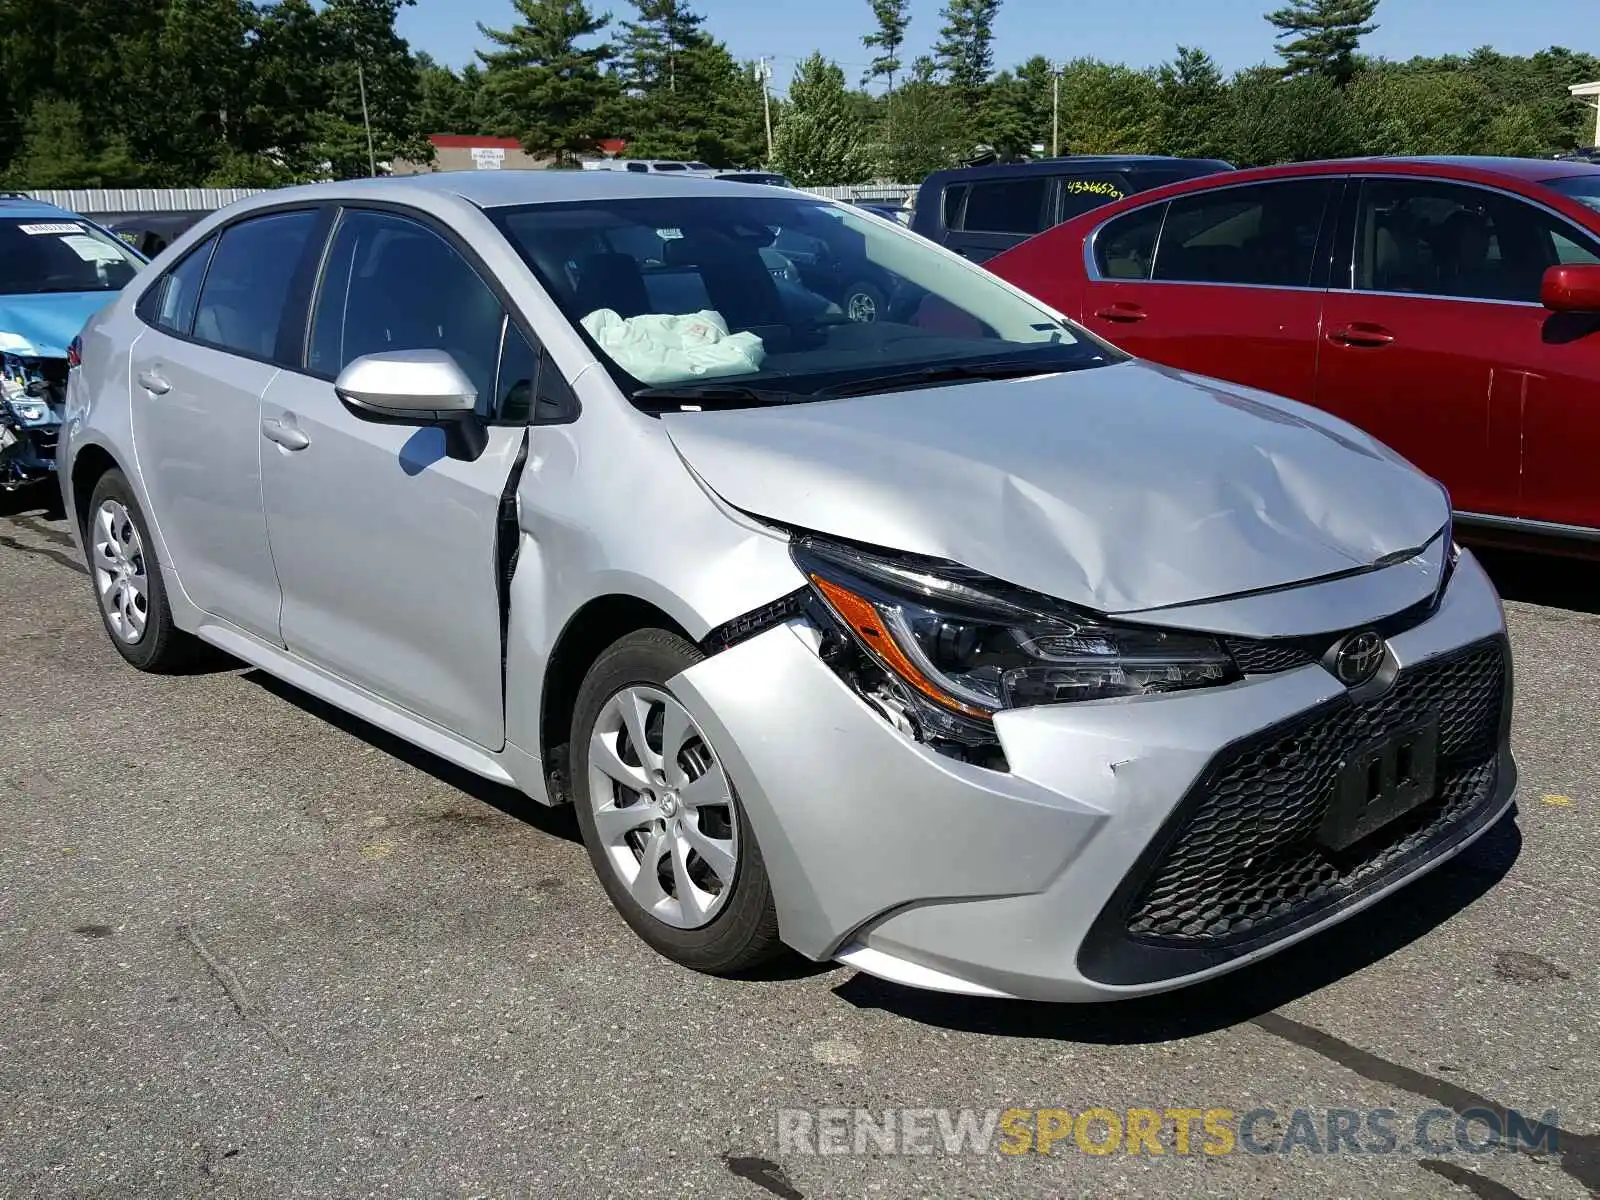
[842, 280, 886, 323]
[570, 629, 782, 974]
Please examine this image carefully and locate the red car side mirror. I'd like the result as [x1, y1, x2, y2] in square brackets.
[1540, 263, 1600, 313]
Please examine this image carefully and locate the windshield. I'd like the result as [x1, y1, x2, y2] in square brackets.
[493, 195, 1115, 406]
[0, 217, 144, 295]
[1546, 174, 1600, 214]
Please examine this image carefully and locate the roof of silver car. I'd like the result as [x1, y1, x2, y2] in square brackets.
[290, 170, 797, 210]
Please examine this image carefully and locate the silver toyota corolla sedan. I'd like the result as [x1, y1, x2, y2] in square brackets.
[58, 172, 1515, 1002]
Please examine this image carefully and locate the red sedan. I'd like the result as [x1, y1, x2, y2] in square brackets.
[987, 156, 1600, 551]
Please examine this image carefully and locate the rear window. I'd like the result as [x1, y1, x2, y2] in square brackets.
[1545, 174, 1600, 214]
[1095, 204, 1167, 280]
[959, 178, 1049, 235]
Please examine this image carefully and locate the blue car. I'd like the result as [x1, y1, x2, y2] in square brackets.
[0, 196, 146, 488]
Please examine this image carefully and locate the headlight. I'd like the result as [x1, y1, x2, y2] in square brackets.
[792, 537, 1238, 719]
[6, 400, 48, 421]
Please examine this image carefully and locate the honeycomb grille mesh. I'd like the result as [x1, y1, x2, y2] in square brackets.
[1224, 638, 1316, 675]
[1126, 638, 1506, 945]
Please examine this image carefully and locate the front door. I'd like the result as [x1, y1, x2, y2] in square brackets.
[259, 207, 532, 750]
[1315, 178, 1554, 521]
[1080, 178, 1339, 404]
[128, 211, 320, 641]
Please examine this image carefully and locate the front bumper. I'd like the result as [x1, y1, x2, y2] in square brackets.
[669, 548, 1514, 1003]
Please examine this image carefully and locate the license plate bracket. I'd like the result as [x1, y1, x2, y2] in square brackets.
[1318, 719, 1440, 852]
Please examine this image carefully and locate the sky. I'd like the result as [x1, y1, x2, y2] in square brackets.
[399, 0, 1594, 93]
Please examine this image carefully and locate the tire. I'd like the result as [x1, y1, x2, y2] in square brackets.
[571, 628, 782, 974]
[842, 280, 886, 323]
[84, 469, 205, 672]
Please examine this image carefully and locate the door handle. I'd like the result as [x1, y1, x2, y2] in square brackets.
[1327, 322, 1395, 348]
[261, 416, 310, 451]
[137, 370, 170, 395]
[1093, 302, 1147, 324]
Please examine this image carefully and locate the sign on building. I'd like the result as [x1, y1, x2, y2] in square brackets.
[471, 147, 506, 170]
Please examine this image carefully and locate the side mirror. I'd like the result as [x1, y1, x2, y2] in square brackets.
[334, 349, 487, 460]
[1540, 263, 1600, 313]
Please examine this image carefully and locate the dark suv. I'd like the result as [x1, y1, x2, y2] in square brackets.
[911, 156, 1234, 263]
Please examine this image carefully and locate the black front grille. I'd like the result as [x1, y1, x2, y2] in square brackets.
[1224, 637, 1315, 674]
[1080, 637, 1510, 983]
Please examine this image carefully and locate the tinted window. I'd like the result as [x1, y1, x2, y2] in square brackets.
[192, 211, 316, 358]
[1095, 204, 1166, 280]
[495, 323, 538, 423]
[626, 162, 649, 173]
[308, 210, 504, 409]
[1057, 175, 1130, 223]
[1354, 179, 1600, 302]
[1153, 180, 1332, 287]
[153, 236, 215, 335]
[960, 178, 1048, 235]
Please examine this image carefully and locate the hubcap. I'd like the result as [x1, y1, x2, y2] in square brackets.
[92, 499, 148, 645]
[587, 684, 739, 929]
[846, 291, 878, 322]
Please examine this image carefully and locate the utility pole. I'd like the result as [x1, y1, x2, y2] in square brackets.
[758, 57, 774, 164]
[357, 60, 377, 178]
[1051, 68, 1060, 158]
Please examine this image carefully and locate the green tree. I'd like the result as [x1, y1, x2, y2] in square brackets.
[317, 0, 431, 177]
[479, 0, 621, 165]
[861, 0, 910, 93]
[2, 99, 142, 188]
[1058, 59, 1159, 154]
[879, 56, 966, 180]
[617, 0, 702, 93]
[979, 59, 1053, 160]
[1266, 0, 1380, 87]
[1155, 46, 1230, 158]
[1347, 68, 1490, 155]
[1225, 66, 1357, 163]
[934, 0, 1001, 95]
[417, 53, 491, 134]
[773, 52, 874, 185]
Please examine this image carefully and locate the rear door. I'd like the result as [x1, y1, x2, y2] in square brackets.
[1315, 177, 1532, 519]
[944, 175, 1052, 262]
[1080, 177, 1340, 402]
[127, 209, 322, 641]
[259, 206, 538, 750]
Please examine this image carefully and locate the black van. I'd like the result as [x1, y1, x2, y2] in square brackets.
[910, 156, 1234, 263]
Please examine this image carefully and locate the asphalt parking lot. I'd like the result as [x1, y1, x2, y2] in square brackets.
[1, 487, 1596, 1200]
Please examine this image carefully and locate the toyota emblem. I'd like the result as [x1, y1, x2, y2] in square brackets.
[1333, 631, 1386, 687]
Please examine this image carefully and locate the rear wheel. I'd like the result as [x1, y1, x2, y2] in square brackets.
[571, 629, 782, 974]
[85, 470, 204, 672]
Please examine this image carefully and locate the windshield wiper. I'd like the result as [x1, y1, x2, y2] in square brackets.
[632, 382, 804, 413]
[821, 358, 1093, 399]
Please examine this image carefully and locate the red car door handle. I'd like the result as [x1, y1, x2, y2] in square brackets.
[1093, 302, 1147, 324]
[1327, 322, 1395, 348]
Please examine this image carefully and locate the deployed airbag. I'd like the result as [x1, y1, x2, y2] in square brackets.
[580, 308, 765, 385]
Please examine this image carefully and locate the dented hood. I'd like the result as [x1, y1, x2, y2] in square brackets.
[661, 361, 1450, 615]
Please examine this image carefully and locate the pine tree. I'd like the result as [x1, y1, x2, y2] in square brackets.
[479, 0, 621, 165]
[934, 0, 1001, 95]
[773, 53, 874, 185]
[861, 0, 910, 93]
[1266, 0, 1380, 87]
[1155, 47, 1229, 158]
[618, 0, 703, 93]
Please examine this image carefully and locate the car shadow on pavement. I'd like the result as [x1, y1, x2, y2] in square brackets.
[831, 810, 1521, 1043]
[0, 484, 65, 522]
[241, 669, 583, 846]
[1474, 545, 1600, 615]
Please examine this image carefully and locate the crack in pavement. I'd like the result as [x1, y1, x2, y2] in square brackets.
[1253, 1012, 1594, 1196]
[177, 923, 291, 1057]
